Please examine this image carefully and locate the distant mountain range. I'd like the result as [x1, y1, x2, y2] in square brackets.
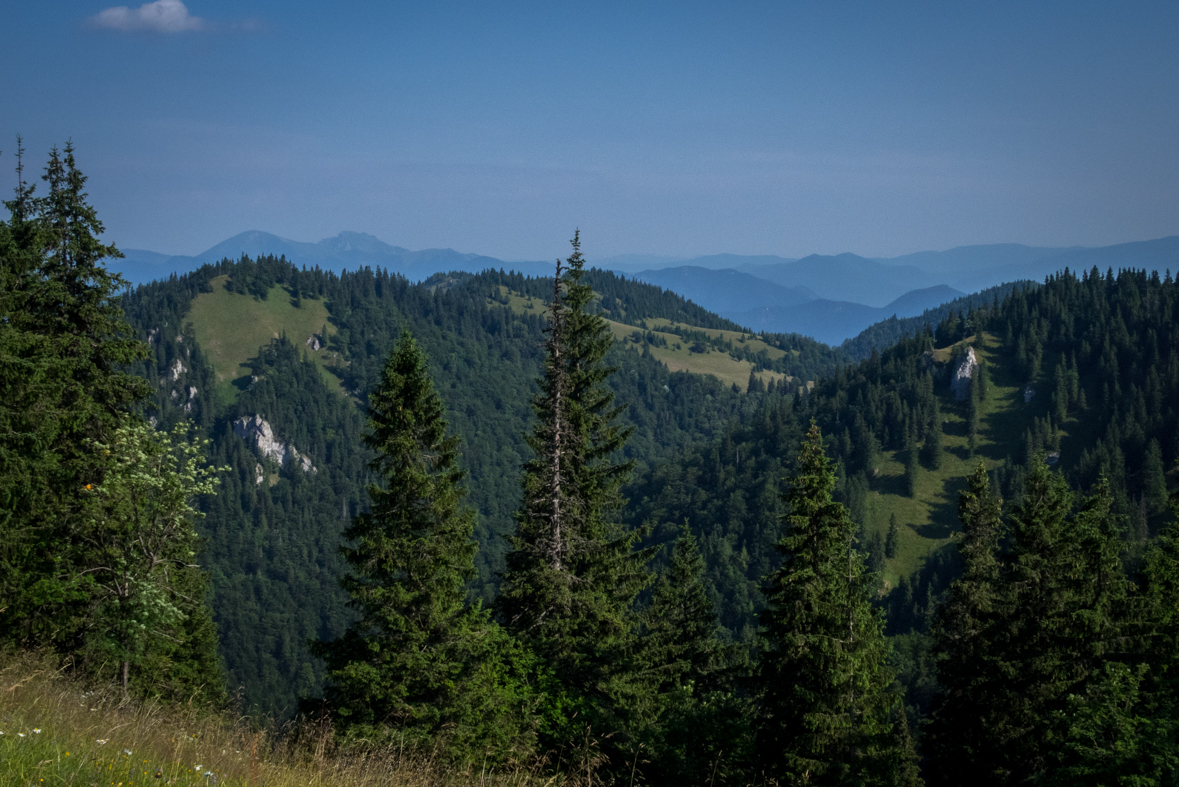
[116, 230, 556, 286]
[112, 230, 1179, 346]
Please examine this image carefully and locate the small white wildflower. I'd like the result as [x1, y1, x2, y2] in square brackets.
[32, 728, 41, 733]
[96, 739, 108, 745]
[124, 748, 133, 755]
[195, 764, 202, 770]
[18, 733, 25, 738]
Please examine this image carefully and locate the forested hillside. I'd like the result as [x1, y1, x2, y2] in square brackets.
[121, 254, 1179, 723]
[120, 253, 846, 714]
[626, 266, 1179, 737]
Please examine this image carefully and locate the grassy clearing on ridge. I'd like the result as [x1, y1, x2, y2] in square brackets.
[863, 331, 1086, 584]
[491, 286, 788, 392]
[185, 275, 343, 402]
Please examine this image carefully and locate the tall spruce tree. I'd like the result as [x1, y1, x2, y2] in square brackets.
[497, 231, 650, 729]
[924, 463, 1005, 785]
[314, 332, 532, 759]
[756, 423, 916, 785]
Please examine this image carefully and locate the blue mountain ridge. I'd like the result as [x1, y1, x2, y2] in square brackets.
[111, 231, 1179, 347]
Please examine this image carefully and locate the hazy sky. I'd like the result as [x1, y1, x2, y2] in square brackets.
[4, 1, 1178, 260]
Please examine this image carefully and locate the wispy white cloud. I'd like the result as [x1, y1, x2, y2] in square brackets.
[90, 0, 205, 33]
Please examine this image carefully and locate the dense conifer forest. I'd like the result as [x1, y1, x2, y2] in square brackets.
[5, 148, 1179, 785]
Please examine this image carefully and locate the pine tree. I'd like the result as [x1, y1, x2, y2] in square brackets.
[315, 332, 532, 758]
[637, 523, 752, 786]
[497, 231, 650, 738]
[922, 399, 943, 470]
[904, 442, 919, 498]
[756, 423, 912, 785]
[967, 370, 981, 456]
[0, 144, 219, 692]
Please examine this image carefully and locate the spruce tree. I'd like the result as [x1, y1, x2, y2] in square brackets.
[497, 231, 650, 732]
[924, 463, 1005, 785]
[885, 513, 900, 559]
[638, 524, 752, 787]
[756, 423, 914, 785]
[315, 332, 531, 758]
[640, 523, 726, 696]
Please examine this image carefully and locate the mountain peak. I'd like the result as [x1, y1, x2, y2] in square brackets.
[318, 231, 408, 256]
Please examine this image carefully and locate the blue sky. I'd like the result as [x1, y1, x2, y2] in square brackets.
[4, 1, 1178, 260]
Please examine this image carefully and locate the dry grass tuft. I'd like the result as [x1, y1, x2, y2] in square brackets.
[0, 655, 602, 787]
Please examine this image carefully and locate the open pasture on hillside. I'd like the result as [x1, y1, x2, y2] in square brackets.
[491, 285, 789, 392]
[864, 331, 1086, 582]
[186, 275, 343, 401]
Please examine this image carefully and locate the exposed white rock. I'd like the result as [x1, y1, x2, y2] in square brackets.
[147, 328, 160, 344]
[188, 386, 198, 400]
[171, 359, 186, 380]
[232, 414, 315, 473]
[306, 334, 321, 351]
[950, 347, 979, 401]
[254, 462, 265, 486]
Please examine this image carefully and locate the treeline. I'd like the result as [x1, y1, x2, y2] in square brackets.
[306, 236, 1179, 785]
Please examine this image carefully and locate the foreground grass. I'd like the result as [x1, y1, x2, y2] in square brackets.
[0, 658, 583, 787]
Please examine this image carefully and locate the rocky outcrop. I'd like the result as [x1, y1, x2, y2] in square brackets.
[171, 359, 186, 380]
[950, 347, 979, 400]
[232, 415, 316, 474]
[305, 333, 322, 351]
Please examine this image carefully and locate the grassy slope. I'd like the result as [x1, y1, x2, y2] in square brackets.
[865, 331, 1069, 584]
[495, 286, 789, 392]
[0, 658, 551, 787]
[186, 275, 342, 402]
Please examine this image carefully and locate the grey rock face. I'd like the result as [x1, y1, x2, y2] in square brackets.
[951, 346, 979, 401]
[233, 414, 316, 474]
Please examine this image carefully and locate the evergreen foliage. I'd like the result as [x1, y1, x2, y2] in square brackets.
[496, 233, 651, 743]
[926, 458, 1140, 785]
[312, 333, 532, 759]
[0, 144, 223, 703]
[756, 423, 912, 785]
